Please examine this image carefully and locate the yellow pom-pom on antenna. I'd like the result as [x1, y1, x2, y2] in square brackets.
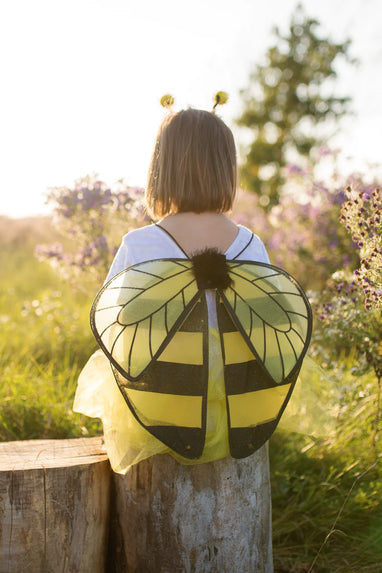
[160, 94, 175, 109]
[212, 91, 228, 112]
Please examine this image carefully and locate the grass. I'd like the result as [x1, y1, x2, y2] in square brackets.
[0, 243, 102, 440]
[1, 351, 101, 440]
[1, 221, 381, 572]
[271, 430, 382, 572]
[270, 363, 382, 572]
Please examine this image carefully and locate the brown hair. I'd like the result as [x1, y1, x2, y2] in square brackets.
[146, 108, 237, 219]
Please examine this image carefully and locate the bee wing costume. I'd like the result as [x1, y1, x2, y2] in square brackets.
[86, 225, 312, 463]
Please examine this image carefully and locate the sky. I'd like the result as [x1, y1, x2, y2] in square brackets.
[1, 0, 381, 218]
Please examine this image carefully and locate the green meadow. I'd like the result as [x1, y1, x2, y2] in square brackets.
[1, 216, 381, 572]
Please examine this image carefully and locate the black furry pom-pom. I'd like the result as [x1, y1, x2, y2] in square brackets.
[191, 248, 233, 290]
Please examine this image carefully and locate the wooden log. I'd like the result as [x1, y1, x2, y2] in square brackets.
[107, 445, 273, 573]
[0, 437, 111, 573]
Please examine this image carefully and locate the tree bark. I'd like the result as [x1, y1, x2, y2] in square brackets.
[107, 445, 273, 573]
[0, 437, 110, 573]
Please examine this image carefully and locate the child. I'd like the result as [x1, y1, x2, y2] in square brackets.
[74, 99, 311, 473]
[73, 98, 312, 572]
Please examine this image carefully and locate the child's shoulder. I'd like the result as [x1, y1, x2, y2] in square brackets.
[235, 224, 263, 243]
[118, 223, 183, 266]
[121, 224, 159, 245]
[228, 225, 269, 263]
[232, 224, 267, 248]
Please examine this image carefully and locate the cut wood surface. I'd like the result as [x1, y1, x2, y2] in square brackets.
[0, 436, 108, 469]
[0, 437, 110, 573]
[107, 446, 273, 573]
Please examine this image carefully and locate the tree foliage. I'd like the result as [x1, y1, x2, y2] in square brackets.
[237, 4, 354, 207]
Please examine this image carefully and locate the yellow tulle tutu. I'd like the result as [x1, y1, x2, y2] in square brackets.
[73, 328, 231, 474]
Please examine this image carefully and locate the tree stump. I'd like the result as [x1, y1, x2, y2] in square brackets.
[107, 445, 273, 573]
[0, 437, 110, 573]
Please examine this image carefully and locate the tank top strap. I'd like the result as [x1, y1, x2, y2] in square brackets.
[231, 232, 254, 260]
[155, 223, 255, 261]
[155, 224, 190, 258]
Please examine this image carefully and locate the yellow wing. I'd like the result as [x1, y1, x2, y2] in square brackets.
[90, 259, 200, 380]
[221, 261, 312, 384]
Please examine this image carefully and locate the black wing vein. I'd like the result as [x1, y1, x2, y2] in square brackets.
[110, 324, 127, 357]
[275, 331, 285, 380]
[248, 308, 253, 339]
[107, 286, 145, 291]
[164, 302, 169, 334]
[96, 304, 124, 312]
[262, 320, 266, 363]
[290, 327, 306, 346]
[250, 274, 280, 283]
[148, 315, 153, 359]
[284, 310, 309, 320]
[285, 332, 298, 361]
[132, 268, 162, 279]
[119, 277, 196, 327]
[99, 319, 119, 340]
[128, 323, 139, 373]
[231, 288, 292, 331]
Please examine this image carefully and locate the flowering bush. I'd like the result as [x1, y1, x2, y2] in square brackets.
[312, 270, 382, 448]
[312, 272, 382, 375]
[312, 178, 382, 448]
[233, 163, 359, 290]
[36, 175, 149, 287]
[312, 178, 382, 366]
[340, 186, 382, 309]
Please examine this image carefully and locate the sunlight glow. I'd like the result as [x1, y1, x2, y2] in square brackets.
[0, 0, 381, 217]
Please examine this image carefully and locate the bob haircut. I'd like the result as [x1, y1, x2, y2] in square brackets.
[146, 108, 237, 219]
